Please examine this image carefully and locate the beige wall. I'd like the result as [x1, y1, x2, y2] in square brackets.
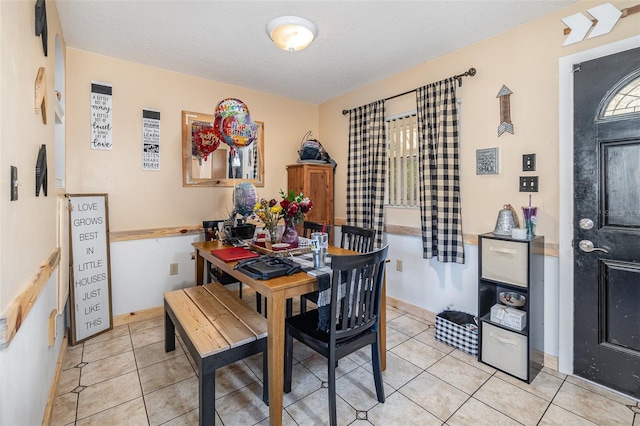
[0, 0, 64, 310]
[319, 0, 640, 245]
[65, 49, 319, 232]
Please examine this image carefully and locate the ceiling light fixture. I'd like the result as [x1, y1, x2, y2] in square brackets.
[266, 16, 317, 52]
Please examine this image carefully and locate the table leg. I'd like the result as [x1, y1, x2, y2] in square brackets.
[266, 291, 285, 426]
[380, 271, 387, 371]
[195, 250, 204, 286]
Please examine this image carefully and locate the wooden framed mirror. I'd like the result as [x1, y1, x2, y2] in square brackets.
[182, 110, 264, 187]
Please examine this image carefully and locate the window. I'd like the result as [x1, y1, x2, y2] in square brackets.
[602, 74, 640, 117]
[386, 113, 418, 207]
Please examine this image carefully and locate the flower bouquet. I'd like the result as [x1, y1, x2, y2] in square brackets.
[278, 189, 313, 248]
[253, 198, 282, 243]
[253, 190, 313, 248]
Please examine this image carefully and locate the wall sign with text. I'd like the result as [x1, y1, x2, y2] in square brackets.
[142, 109, 160, 170]
[90, 82, 113, 150]
[68, 194, 113, 345]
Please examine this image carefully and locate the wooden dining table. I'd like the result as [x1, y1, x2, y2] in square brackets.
[192, 240, 387, 426]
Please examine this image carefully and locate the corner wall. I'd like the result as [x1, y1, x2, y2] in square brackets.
[1, 1, 68, 423]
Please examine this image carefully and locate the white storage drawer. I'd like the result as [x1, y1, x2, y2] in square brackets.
[481, 322, 528, 380]
[481, 239, 528, 287]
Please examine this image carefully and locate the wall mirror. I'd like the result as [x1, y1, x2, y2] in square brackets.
[182, 110, 264, 187]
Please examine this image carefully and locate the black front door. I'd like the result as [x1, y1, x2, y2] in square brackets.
[573, 46, 640, 399]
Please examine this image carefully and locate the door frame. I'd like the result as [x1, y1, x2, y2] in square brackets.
[558, 35, 640, 375]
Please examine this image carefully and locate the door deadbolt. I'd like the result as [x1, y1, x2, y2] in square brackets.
[579, 218, 594, 230]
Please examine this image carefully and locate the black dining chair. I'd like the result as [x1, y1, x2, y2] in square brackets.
[339, 224, 375, 253]
[203, 220, 243, 299]
[301, 220, 327, 239]
[284, 245, 389, 426]
[300, 224, 374, 313]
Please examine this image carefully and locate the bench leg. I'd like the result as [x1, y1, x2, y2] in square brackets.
[165, 309, 175, 352]
[200, 369, 215, 426]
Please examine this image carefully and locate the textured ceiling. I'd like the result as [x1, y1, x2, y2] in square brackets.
[55, 0, 577, 104]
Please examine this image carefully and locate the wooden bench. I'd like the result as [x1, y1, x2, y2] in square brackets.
[164, 282, 268, 426]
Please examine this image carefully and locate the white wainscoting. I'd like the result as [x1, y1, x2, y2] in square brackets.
[107, 231, 559, 357]
[384, 233, 559, 357]
[109, 233, 201, 316]
[0, 274, 65, 426]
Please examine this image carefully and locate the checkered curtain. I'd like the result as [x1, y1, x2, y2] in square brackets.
[416, 78, 465, 263]
[346, 100, 386, 249]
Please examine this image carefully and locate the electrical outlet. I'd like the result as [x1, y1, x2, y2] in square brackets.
[170, 263, 179, 275]
[522, 154, 536, 171]
[396, 260, 403, 271]
[519, 176, 539, 192]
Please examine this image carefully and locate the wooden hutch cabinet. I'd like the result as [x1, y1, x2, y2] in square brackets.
[286, 163, 334, 229]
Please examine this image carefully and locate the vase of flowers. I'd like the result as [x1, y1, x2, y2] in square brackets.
[278, 189, 313, 248]
[253, 198, 282, 244]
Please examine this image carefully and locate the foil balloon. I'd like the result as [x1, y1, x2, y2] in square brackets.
[215, 98, 250, 118]
[221, 112, 257, 148]
[191, 120, 220, 160]
[233, 182, 257, 219]
[214, 98, 257, 148]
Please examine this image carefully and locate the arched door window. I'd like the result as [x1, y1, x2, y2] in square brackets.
[601, 72, 640, 118]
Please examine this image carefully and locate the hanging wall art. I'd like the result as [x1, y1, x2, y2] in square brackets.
[497, 85, 514, 137]
[476, 147, 499, 175]
[142, 109, 161, 170]
[90, 82, 113, 150]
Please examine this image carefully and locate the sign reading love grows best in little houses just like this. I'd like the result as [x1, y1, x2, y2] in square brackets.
[69, 194, 113, 345]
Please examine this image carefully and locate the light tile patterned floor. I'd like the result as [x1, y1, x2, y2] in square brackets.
[51, 286, 640, 425]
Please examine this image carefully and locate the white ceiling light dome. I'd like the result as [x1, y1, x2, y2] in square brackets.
[267, 16, 318, 52]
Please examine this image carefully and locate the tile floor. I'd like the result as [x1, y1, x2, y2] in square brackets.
[51, 286, 640, 425]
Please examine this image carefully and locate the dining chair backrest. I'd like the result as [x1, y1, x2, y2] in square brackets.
[302, 221, 330, 240]
[340, 225, 375, 253]
[327, 245, 388, 341]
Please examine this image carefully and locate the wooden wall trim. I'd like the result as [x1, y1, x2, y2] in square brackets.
[334, 217, 559, 257]
[0, 248, 61, 348]
[109, 225, 202, 242]
[42, 335, 68, 426]
[108, 221, 560, 257]
[113, 306, 164, 326]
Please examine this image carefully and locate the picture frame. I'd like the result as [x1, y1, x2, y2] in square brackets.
[182, 110, 264, 187]
[476, 147, 499, 175]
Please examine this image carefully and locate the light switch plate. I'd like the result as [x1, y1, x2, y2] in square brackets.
[519, 176, 539, 192]
[522, 154, 536, 171]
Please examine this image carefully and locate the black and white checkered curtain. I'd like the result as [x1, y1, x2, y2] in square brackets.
[416, 78, 465, 263]
[346, 100, 386, 248]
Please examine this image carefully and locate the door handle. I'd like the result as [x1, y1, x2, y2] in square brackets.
[579, 240, 609, 254]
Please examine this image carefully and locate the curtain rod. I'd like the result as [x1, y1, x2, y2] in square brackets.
[341, 67, 476, 115]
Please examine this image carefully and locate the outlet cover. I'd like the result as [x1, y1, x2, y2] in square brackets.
[170, 263, 179, 275]
[522, 154, 536, 171]
[519, 176, 539, 192]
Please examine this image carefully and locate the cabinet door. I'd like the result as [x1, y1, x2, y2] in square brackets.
[287, 164, 333, 225]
